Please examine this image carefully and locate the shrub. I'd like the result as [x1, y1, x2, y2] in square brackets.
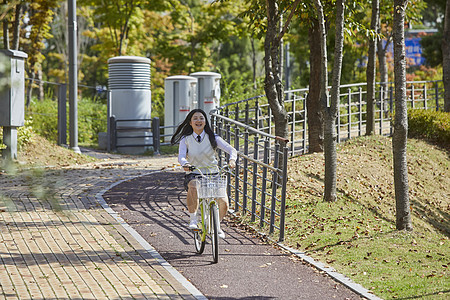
[77, 98, 107, 144]
[17, 119, 34, 149]
[26, 97, 107, 145]
[408, 109, 450, 149]
[26, 98, 58, 143]
[0, 120, 34, 152]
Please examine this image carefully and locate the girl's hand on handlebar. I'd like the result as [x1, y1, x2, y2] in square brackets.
[229, 159, 236, 169]
[183, 164, 192, 172]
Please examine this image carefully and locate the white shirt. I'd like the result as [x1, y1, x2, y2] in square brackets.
[178, 132, 237, 170]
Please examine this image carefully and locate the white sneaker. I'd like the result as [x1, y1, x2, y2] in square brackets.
[189, 213, 198, 230]
[218, 228, 225, 239]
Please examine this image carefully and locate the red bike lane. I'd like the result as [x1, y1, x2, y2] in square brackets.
[103, 170, 367, 300]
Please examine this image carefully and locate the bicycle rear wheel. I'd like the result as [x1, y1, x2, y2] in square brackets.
[210, 203, 219, 263]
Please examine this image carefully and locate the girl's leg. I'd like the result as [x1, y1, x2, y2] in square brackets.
[217, 197, 229, 220]
[186, 179, 199, 213]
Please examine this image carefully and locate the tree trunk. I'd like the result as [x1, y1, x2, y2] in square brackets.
[11, 2, 22, 50]
[307, 19, 324, 153]
[313, 0, 332, 200]
[313, 0, 328, 117]
[443, 0, 450, 112]
[393, 0, 413, 231]
[264, 0, 288, 139]
[26, 72, 35, 107]
[3, 19, 9, 49]
[366, 0, 379, 135]
[318, 0, 345, 202]
[377, 40, 389, 87]
[377, 37, 389, 103]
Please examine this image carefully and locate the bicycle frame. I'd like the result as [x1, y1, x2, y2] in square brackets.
[190, 165, 227, 263]
[198, 197, 218, 240]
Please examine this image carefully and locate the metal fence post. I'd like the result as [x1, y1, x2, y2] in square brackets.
[380, 90, 384, 135]
[303, 94, 307, 154]
[255, 99, 260, 130]
[234, 126, 240, 212]
[268, 106, 272, 136]
[337, 109, 341, 144]
[251, 136, 259, 222]
[243, 130, 249, 213]
[110, 115, 117, 152]
[211, 113, 215, 131]
[278, 146, 289, 242]
[152, 117, 161, 155]
[260, 139, 269, 228]
[226, 121, 232, 198]
[389, 86, 394, 136]
[291, 95, 296, 155]
[269, 143, 280, 235]
[424, 84, 428, 110]
[245, 102, 249, 125]
[347, 88, 351, 140]
[358, 87, 362, 136]
[217, 120, 223, 166]
[435, 81, 439, 111]
[57, 83, 67, 146]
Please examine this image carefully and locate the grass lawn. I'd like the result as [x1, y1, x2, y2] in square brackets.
[283, 135, 449, 299]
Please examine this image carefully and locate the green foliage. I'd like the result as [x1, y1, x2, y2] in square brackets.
[220, 75, 265, 105]
[17, 120, 34, 150]
[77, 98, 107, 143]
[408, 109, 450, 149]
[26, 97, 107, 144]
[0, 54, 11, 91]
[26, 98, 58, 142]
[0, 120, 34, 151]
[21, 0, 59, 76]
[421, 30, 443, 68]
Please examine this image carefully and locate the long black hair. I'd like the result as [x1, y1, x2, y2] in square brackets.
[170, 108, 217, 149]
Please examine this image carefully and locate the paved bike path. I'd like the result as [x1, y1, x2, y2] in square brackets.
[0, 154, 198, 300]
[103, 170, 375, 300]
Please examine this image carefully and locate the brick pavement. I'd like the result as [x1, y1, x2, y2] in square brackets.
[0, 154, 201, 300]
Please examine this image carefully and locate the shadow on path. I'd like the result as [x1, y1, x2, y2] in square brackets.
[104, 170, 364, 299]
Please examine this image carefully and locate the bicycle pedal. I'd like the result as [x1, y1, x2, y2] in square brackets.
[191, 228, 201, 232]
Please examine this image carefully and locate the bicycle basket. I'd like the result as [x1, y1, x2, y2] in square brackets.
[197, 175, 227, 199]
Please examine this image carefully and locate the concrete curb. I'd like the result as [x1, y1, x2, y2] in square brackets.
[277, 243, 384, 300]
[95, 170, 208, 300]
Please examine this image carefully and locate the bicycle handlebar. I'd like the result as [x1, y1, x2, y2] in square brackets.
[186, 164, 231, 175]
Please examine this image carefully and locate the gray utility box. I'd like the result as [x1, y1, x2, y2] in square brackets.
[0, 49, 28, 127]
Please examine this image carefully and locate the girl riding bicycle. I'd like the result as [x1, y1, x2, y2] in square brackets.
[171, 109, 237, 239]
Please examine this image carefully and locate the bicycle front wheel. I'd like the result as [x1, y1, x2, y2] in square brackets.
[193, 230, 205, 254]
[210, 202, 219, 263]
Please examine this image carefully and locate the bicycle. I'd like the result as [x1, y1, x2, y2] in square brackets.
[188, 165, 228, 263]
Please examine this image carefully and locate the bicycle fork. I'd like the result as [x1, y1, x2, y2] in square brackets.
[199, 200, 219, 239]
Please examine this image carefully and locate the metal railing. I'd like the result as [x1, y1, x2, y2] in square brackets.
[109, 116, 161, 153]
[217, 80, 444, 157]
[108, 115, 183, 153]
[108, 112, 291, 242]
[210, 111, 290, 242]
